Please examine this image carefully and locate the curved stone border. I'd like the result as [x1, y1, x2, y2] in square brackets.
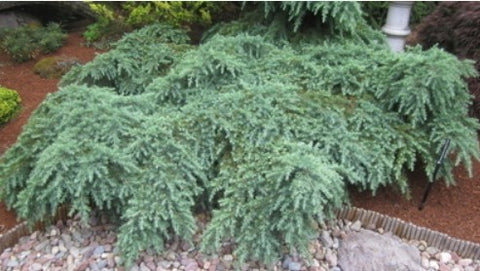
[0, 221, 30, 253]
[2, 206, 480, 260]
[336, 206, 480, 260]
[0, 205, 68, 253]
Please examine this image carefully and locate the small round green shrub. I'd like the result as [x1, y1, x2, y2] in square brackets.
[0, 23, 67, 62]
[0, 87, 21, 124]
[33, 56, 80, 79]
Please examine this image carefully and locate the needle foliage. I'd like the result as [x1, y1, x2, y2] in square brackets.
[1, 2, 478, 267]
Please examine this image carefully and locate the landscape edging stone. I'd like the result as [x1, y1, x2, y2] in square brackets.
[1, 206, 479, 259]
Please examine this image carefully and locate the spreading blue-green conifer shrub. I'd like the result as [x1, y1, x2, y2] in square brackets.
[0, 2, 478, 267]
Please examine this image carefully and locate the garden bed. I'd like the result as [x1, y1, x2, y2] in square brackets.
[1, 21, 480, 267]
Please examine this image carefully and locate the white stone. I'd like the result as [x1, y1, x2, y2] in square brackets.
[419, 240, 428, 248]
[223, 254, 234, 262]
[69, 247, 80, 258]
[308, 243, 316, 254]
[320, 231, 334, 248]
[325, 249, 337, 267]
[332, 238, 339, 249]
[426, 246, 439, 255]
[18, 250, 30, 260]
[158, 261, 172, 268]
[421, 257, 430, 268]
[458, 258, 473, 266]
[314, 248, 325, 260]
[31, 263, 43, 271]
[166, 251, 176, 261]
[338, 230, 423, 271]
[409, 240, 420, 247]
[114, 256, 123, 265]
[350, 220, 362, 232]
[6, 259, 19, 267]
[288, 261, 302, 271]
[438, 252, 452, 263]
[58, 244, 67, 253]
[420, 251, 430, 259]
[66, 255, 74, 267]
[34, 240, 49, 251]
[140, 262, 151, 271]
[30, 231, 39, 240]
[429, 260, 439, 270]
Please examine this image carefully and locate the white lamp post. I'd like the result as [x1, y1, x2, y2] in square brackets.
[382, 1, 414, 52]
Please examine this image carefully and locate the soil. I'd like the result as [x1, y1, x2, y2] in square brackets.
[350, 159, 480, 243]
[1, 29, 480, 246]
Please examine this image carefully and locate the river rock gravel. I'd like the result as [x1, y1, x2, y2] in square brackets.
[1, 216, 479, 271]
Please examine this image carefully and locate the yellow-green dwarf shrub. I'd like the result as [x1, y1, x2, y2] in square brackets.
[83, 1, 227, 44]
[0, 86, 21, 124]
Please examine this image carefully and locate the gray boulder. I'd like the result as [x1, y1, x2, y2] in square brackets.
[0, 11, 40, 29]
[338, 229, 425, 271]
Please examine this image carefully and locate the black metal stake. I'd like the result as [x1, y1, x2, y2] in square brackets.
[418, 139, 451, 210]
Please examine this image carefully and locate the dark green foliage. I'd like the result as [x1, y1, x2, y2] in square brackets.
[261, 1, 363, 34]
[0, 23, 67, 62]
[360, 1, 389, 29]
[361, 1, 437, 29]
[410, 2, 438, 26]
[83, 2, 130, 44]
[202, 2, 384, 45]
[0, 86, 21, 124]
[1, 4, 479, 268]
[83, 16, 128, 47]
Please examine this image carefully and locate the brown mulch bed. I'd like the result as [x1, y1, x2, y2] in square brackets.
[1, 29, 480, 246]
[0, 30, 99, 235]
